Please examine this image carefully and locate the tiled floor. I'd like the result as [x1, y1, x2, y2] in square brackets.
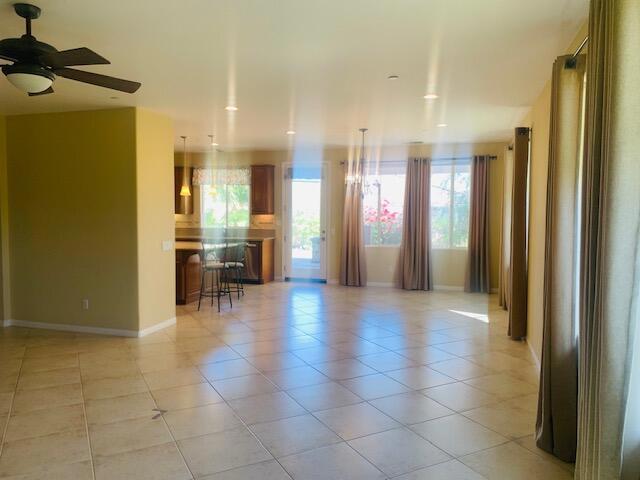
[0, 283, 575, 479]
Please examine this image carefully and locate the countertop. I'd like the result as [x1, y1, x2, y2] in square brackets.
[176, 235, 275, 241]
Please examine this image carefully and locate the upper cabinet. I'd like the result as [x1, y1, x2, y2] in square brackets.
[174, 166, 194, 215]
[251, 165, 275, 214]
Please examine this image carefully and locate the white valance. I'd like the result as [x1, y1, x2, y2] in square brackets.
[192, 167, 251, 186]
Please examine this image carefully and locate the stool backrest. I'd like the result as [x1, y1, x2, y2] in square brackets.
[227, 242, 247, 264]
[201, 238, 228, 264]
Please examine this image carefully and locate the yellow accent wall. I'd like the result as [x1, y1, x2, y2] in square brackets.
[135, 109, 176, 330]
[5, 107, 175, 333]
[0, 115, 9, 323]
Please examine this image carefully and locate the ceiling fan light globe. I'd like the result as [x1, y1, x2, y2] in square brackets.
[6, 72, 52, 93]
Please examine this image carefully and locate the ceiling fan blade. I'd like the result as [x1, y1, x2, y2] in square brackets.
[28, 86, 54, 96]
[39, 48, 110, 68]
[54, 67, 141, 93]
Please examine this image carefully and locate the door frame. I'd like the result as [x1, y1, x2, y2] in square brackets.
[282, 161, 330, 282]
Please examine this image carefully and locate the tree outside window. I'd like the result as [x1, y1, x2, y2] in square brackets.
[363, 172, 405, 246]
[430, 161, 471, 248]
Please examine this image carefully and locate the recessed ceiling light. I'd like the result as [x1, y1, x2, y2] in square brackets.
[387, 75, 399, 80]
[286, 130, 296, 135]
[225, 105, 238, 111]
[424, 94, 439, 100]
[437, 123, 448, 127]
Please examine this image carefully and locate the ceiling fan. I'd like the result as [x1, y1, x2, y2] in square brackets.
[0, 3, 141, 96]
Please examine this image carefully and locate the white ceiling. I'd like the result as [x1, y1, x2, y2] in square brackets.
[0, 0, 588, 151]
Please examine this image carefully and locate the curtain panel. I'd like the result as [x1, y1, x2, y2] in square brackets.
[576, 0, 640, 478]
[535, 54, 586, 463]
[465, 155, 491, 293]
[507, 127, 531, 340]
[498, 147, 514, 310]
[397, 157, 432, 290]
[339, 159, 367, 286]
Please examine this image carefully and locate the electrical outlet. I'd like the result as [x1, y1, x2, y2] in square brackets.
[82, 299, 89, 310]
[162, 240, 173, 252]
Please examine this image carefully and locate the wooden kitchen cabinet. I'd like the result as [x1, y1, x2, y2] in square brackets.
[251, 165, 275, 214]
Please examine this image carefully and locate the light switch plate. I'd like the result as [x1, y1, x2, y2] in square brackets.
[162, 240, 173, 251]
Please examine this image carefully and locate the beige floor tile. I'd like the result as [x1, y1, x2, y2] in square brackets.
[229, 391, 306, 425]
[287, 382, 362, 411]
[5, 404, 85, 442]
[339, 373, 410, 400]
[128, 342, 181, 359]
[80, 359, 140, 381]
[198, 460, 291, 480]
[312, 359, 377, 380]
[0, 391, 13, 414]
[314, 402, 400, 440]
[11, 383, 82, 414]
[164, 402, 243, 440]
[357, 351, 419, 372]
[394, 459, 487, 479]
[0, 373, 19, 393]
[187, 345, 241, 365]
[349, 427, 450, 476]
[94, 442, 191, 480]
[198, 358, 260, 381]
[151, 382, 223, 410]
[385, 366, 455, 390]
[370, 392, 453, 425]
[211, 373, 278, 400]
[0, 429, 90, 477]
[249, 414, 341, 457]
[460, 442, 573, 479]
[462, 402, 536, 439]
[279, 442, 385, 480]
[264, 365, 330, 390]
[135, 352, 194, 373]
[178, 426, 272, 477]
[0, 358, 22, 378]
[142, 366, 205, 391]
[514, 435, 576, 473]
[429, 358, 495, 380]
[412, 414, 508, 456]
[422, 382, 501, 412]
[89, 416, 173, 457]
[20, 353, 79, 373]
[464, 373, 538, 399]
[17, 367, 80, 391]
[0, 460, 94, 480]
[85, 391, 157, 425]
[245, 352, 307, 372]
[82, 374, 149, 401]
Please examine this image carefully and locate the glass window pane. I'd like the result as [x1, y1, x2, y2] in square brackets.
[452, 163, 470, 248]
[430, 167, 452, 248]
[226, 184, 250, 227]
[363, 173, 405, 246]
[201, 184, 226, 228]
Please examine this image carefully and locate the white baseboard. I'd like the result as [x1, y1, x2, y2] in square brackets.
[434, 285, 464, 292]
[138, 317, 176, 337]
[367, 281, 393, 287]
[526, 338, 541, 370]
[3, 317, 176, 338]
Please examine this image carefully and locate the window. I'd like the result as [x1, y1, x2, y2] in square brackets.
[363, 166, 405, 246]
[430, 161, 471, 248]
[198, 168, 250, 228]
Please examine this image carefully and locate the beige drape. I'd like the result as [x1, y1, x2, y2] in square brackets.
[340, 160, 367, 286]
[507, 128, 530, 340]
[397, 158, 432, 290]
[535, 54, 586, 463]
[498, 147, 514, 309]
[465, 155, 491, 293]
[576, 0, 640, 478]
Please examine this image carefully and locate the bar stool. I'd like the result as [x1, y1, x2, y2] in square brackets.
[225, 241, 247, 300]
[198, 240, 232, 312]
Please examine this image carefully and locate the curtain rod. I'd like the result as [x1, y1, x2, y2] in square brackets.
[565, 36, 588, 68]
[339, 155, 497, 166]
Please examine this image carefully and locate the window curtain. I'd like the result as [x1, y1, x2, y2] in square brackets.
[576, 0, 640, 478]
[339, 159, 367, 286]
[397, 158, 432, 290]
[498, 147, 514, 310]
[507, 128, 530, 340]
[535, 53, 586, 463]
[465, 155, 491, 293]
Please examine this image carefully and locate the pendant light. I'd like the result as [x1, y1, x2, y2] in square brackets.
[179, 136, 191, 197]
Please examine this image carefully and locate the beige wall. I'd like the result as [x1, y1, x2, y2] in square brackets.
[520, 24, 588, 360]
[135, 109, 176, 330]
[179, 141, 505, 288]
[0, 115, 8, 323]
[6, 109, 140, 330]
